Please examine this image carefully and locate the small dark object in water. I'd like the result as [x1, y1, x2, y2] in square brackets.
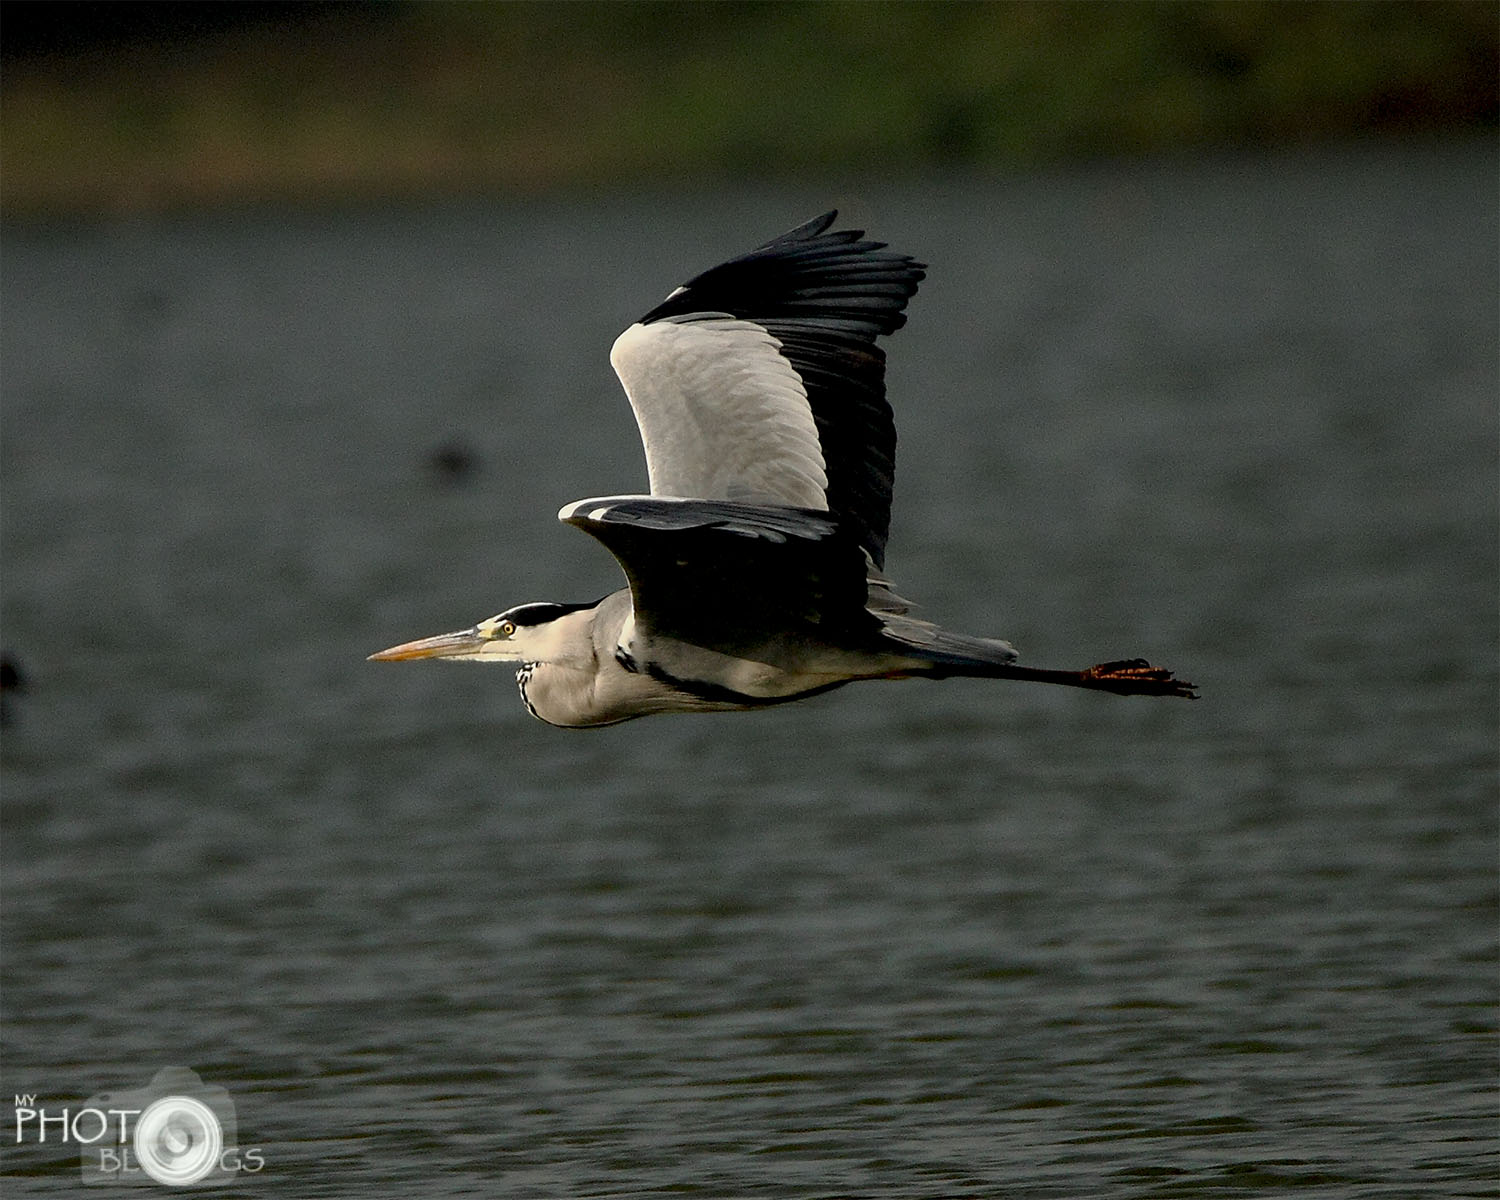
[0, 652, 25, 728]
[428, 439, 479, 484]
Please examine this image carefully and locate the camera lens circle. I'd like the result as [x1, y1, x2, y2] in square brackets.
[133, 1095, 222, 1185]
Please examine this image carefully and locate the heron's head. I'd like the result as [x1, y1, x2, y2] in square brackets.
[368, 602, 593, 665]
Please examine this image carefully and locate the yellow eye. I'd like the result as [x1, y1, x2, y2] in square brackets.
[499, 620, 516, 638]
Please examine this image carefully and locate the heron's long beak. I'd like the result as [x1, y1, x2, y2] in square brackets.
[368, 628, 488, 662]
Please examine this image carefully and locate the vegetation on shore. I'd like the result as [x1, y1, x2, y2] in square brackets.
[2, 1, 1494, 217]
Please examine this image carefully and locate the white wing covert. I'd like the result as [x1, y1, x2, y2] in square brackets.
[609, 317, 828, 510]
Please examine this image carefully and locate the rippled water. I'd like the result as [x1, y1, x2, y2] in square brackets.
[3, 141, 1496, 1197]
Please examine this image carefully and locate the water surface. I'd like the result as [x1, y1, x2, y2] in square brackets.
[2, 141, 1496, 1197]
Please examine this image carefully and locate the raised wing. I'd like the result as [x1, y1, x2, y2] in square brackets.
[609, 211, 925, 569]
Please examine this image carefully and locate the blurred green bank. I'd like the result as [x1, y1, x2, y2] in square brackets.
[2, 0, 1495, 217]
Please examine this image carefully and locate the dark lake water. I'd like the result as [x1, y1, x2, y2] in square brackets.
[2, 140, 1496, 1197]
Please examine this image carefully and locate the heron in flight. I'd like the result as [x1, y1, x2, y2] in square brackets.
[370, 212, 1196, 726]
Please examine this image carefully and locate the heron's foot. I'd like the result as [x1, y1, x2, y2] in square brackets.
[1083, 658, 1199, 699]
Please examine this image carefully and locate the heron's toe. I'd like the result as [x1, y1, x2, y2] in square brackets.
[1084, 659, 1199, 699]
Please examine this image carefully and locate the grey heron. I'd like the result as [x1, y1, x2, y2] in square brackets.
[370, 212, 1196, 726]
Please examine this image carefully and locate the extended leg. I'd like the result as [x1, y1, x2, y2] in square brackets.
[990, 658, 1198, 699]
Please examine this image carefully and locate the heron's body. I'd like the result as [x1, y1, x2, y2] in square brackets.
[372, 213, 1195, 725]
[497, 589, 898, 729]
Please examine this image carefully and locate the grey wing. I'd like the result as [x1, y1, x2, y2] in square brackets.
[610, 211, 925, 569]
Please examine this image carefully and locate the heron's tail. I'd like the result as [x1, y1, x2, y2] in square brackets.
[879, 616, 1198, 699]
[878, 615, 1018, 672]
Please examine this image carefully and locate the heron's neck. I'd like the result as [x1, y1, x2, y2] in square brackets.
[511, 606, 608, 727]
[513, 595, 695, 727]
